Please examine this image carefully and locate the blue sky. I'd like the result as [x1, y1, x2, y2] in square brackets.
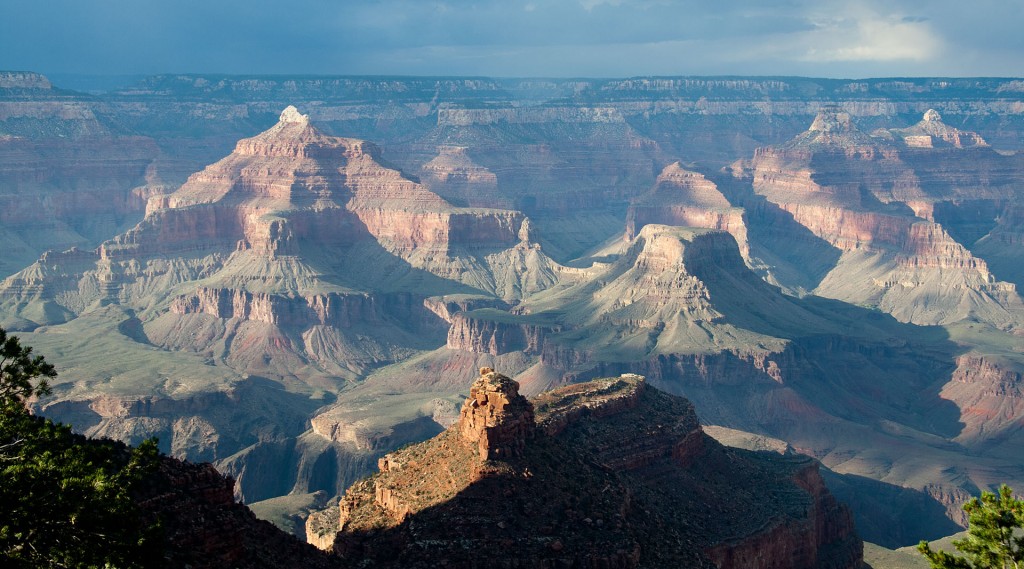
[2, 0, 1023, 78]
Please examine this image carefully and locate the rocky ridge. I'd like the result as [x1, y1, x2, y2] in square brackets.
[625, 162, 749, 256]
[136, 452, 341, 569]
[310, 370, 861, 569]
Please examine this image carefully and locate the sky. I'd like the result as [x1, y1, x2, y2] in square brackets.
[2, 0, 1023, 79]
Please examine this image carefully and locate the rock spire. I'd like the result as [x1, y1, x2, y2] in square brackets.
[458, 367, 535, 460]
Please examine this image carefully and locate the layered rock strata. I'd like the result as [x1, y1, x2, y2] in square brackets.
[0, 72, 163, 277]
[0, 106, 567, 505]
[743, 109, 1024, 328]
[457, 368, 535, 460]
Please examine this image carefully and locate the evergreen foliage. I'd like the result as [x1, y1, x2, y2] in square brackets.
[918, 485, 1024, 569]
[0, 328, 161, 568]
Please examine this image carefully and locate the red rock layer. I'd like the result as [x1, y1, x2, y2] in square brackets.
[943, 354, 1024, 445]
[100, 106, 527, 262]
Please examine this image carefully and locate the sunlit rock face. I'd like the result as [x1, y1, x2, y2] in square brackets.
[5, 75, 1024, 546]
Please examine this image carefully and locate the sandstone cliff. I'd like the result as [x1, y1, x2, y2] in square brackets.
[311, 371, 861, 569]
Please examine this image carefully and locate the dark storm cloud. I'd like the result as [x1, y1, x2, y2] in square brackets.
[0, 0, 1021, 78]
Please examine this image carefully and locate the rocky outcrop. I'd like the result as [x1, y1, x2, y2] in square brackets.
[314, 374, 861, 568]
[422, 294, 509, 323]
[457, 368, 535, 460]
[891, 109, 988, 149]
[305, 505, 341, 552]
[420, 145, 505, 208]
[943, 354, 1024, 446]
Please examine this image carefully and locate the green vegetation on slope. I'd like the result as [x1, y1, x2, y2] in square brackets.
[0, 328, 161, 568]
[919, 485, 1024, 569]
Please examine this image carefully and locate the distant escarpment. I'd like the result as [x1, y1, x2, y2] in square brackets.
[310, 371, 861, 569]
[446, 310, 561, 355]
[0, 72, 163, 277]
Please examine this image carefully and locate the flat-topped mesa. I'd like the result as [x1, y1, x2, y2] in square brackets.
[458, 367, 535, 460]
[0, 71, 53, 90]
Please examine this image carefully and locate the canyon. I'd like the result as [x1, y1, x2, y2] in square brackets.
[2, 71, 1024, 554]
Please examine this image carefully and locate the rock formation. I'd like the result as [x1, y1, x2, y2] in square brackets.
[890, 109, 988, 149]
[5, 74, 1024, 548]
[457, 367, 535, 460]
[312, 373, 862, 568]
[740, 109, 1024, 328]
[420, 145, 505, 208]
[434, 223, 1024, 545]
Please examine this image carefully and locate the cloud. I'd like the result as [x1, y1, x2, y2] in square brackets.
[0, 0, 1020, 78]
[798, 12, 943, 62]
